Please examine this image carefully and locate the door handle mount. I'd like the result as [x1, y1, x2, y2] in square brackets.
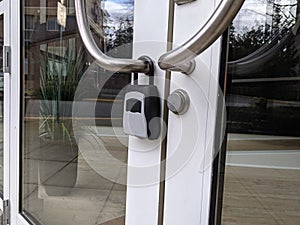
[158, 0, 245, 74]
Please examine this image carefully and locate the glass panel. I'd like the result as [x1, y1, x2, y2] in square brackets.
[222, 0, 300, 224]
[22, 1, 133, 224]
[0, 15, 3, 193]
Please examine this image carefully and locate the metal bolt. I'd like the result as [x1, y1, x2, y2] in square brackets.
[167, 89, 190, 115]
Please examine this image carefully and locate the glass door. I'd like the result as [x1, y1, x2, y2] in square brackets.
[12, 0, 245, 225]
[221, 1, 300, 224]
[21, 0, 131, 224]
[18, 0, 169, 225]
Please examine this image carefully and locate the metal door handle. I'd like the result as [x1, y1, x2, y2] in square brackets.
[158, 0, 245, 74]
[75, 0, 149, 74]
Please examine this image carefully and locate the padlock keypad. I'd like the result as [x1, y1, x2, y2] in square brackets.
[126, 98, 142, 113]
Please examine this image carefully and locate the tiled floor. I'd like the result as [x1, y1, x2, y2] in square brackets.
[22, 148, 127, 225]
[222, 134, 300, 225]
[222, 166, 300, 225]
[4, 128, 300, 224]
[22, 123, 128, 225]
[101, 216, 124, 225]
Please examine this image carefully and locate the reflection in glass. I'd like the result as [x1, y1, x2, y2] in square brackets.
[0, 15, 3, 193]
[222, 0, 300, 224]
[22, 0, 133, 224]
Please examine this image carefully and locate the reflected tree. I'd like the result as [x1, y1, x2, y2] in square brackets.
[229, 1, 300, 77]
[105, 17, 133, 55]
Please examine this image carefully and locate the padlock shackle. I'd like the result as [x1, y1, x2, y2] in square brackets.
[136, 56, 155, 85]
[138, 56, 155, 77]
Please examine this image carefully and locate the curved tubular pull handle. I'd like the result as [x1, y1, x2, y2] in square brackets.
[75, 0, 149, 73]
[158, 0, 245, 74]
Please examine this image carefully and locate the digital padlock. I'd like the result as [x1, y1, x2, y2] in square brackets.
[123, 56, 161, 140]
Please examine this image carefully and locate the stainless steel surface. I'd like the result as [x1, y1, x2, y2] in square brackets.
[158, 0, 245, 73]
[171, 59, 196, 75]
[75, 0, 149, 73]
[175, 0, 197, 5]
[167, 89, 190, 115]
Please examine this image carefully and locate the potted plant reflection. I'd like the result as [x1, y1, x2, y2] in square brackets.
[39, 41, 87, 196]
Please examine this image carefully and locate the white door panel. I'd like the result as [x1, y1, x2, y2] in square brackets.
[164, 0, 222, 224]
[0, 0, 11, 215]
[126, 0, 169, 224]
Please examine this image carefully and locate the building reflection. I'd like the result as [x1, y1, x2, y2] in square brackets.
[227, 0, 300, 136]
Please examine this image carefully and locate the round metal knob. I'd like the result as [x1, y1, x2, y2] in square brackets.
[167, 89, 190, 115]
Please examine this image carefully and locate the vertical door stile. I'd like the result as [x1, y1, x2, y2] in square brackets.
[163, 0, 223, 224]
[0, 2, 4, 212]
[3, 0, 10, 206]
[125, 0, 170, 224]
[10, 0, 21, 224]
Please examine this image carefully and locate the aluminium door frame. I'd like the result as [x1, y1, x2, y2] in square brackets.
[0, 0, 11, 213]
[9, 0, 25, 224]
[162, 0, 226, 224]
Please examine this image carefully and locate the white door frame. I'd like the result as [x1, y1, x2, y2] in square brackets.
[125, 0, 170, 224]
[163, 0, 223, 224]
[0, 0, 11, 213]
[127, 0, 224, 224]
[9, 0, 23, 224]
